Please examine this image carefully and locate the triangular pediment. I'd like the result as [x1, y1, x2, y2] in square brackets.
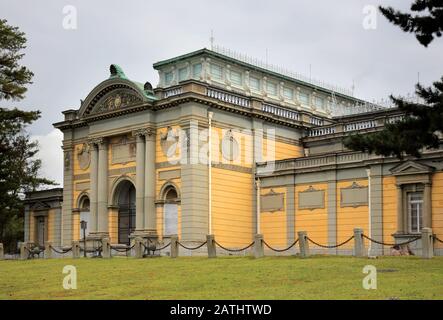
[390, 160, 434, 175]
[31, 201, 51, 211]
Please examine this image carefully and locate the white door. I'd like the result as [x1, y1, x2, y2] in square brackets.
[164, 203, 178, 236]
[79, 211, 90, 239]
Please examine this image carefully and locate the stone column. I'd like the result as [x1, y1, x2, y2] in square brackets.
[133, 130, 145, 231]
[144, 129, 157, 233]
[424, 183, 432, 229]
[170, 235, 179, 258]
[421, 227, 433, 259]
[396, 184, 404, 234]
[89, 141, 99, 234]
[97, 139, 109, 235]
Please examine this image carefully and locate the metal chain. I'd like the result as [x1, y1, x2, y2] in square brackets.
[362, 234, 420, 247]
[110, 244, 135, 252]
[263, 239, 299, 252]
[156, 242, 171, 251]
[306, 236, 354, 249]
[178, 241, 207, 250]
[433, 235, 443, 244]
[215, 241, 254, 252]
[49, 245, 72, 254]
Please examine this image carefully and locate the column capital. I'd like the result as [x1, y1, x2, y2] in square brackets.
[132, 127, 156, 139]
[87, 137, 107, 147]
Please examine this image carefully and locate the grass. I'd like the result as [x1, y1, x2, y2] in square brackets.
[1, 255, 443, 300]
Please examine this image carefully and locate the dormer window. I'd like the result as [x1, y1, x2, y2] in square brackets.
[230, 70, 242, 86]
[249, 76, 261, 91]
[266, 81, 277, 96]
[164, 71, 173, 85]
[210, 64, 223, 80]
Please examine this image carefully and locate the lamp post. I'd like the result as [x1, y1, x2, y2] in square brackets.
[80, 220, 87, 258]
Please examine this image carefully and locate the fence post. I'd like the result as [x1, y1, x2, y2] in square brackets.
[72, 241, 80, 259]
[0, 243, 4, 260]
[207, 235, 216, 258]
[421, 227, 433, 259]
[134, 237, 143, 259]
[170, 236, 179, 258]
[253, 234, 264, 258]
[353, 228, 366, 257]
[44, 241, 52, 259]
[19, 242, 28, 260]
[297, 231, 309, 258]
[102, 238, 111, 258]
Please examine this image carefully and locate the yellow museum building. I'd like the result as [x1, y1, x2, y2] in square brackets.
[23, 47, 443, 256]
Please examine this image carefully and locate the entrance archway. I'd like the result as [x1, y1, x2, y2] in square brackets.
[114, 180, 136, 244]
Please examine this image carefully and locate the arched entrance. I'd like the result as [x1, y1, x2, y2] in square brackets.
[78, 194, 90, 239]
[114, 180, 136, 244]
[162, 185, 179, 236]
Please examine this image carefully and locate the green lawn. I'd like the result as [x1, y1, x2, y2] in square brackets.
[1, 255, 442, 300]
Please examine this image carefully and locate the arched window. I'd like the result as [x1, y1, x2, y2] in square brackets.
[78, 194, 90, 239]
[162, 185, 179, 236]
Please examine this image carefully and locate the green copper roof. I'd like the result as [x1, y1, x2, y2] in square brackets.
[109, 64, 127, 79]
[108, 64, 157, 100]
[153, 48, 366, 104]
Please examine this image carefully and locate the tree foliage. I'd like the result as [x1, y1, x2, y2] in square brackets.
[0, 20, 54, 252]
[344, 1, 443, 158]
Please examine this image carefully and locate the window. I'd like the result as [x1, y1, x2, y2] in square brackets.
[249, 76, 261, 91]
[299, 92, 310, 105]
[266, 81, 277, 96]
[164, 71, 173, 85]
[178, 67, 188, 82]
[314, 96, 324, 109]
[230, 70, 242, 86]
[283, 87, 294, 100]
[210, 64, 223, 80]
[192, 63, 202, 78]
[408, 191, 423, 233]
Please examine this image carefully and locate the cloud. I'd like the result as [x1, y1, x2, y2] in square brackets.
[32, 129, 63, 187]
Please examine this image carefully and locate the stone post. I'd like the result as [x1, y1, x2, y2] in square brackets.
[353, 228, 366, 257]
[207, 234, 216, 258]
[72, 241, 80, 259]
[19, 242, 28, 260]
[102, 238, 111, 259]
[170, 236, 179, 258]
[421, 227, 433, 259]
[44, 241, 52, 259]
[0, 243, 4, 260]
[134, 237, 143, 259]
[253, 234, 264, 258]
[297, 231, 309, 258]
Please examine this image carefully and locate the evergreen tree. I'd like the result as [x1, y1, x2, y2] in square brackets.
[344, 1, 443, 158]
[0, 19, 54, 253]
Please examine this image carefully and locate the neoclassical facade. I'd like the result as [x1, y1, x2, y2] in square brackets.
[24, 48, 443, 255]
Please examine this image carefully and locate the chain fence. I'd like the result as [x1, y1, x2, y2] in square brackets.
[263, 239, 299, 252]
[362, 234, 421, 247]
[177, 241, 207, 251]
[214, 241, 254, 253]
[306, 235, 354, 249]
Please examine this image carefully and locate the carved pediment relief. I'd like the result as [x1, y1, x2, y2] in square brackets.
[92, 89, 142, 114]
[390, 160, 435, 176]
[31, 201, 51, 211]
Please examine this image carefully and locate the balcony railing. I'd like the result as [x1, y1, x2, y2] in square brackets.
[206, 88, 251, 108]
[262, 104, 300, 121]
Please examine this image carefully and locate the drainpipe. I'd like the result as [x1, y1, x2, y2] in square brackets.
[208, 111, 213, 235]
[366, 168, 372, 255]
[256, 178, 261, 234]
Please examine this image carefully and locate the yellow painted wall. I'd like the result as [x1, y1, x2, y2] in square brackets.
[47, 209, 55, 242]
[108, 209, 118, 244]
[295, 183, 328, 245]
[29, 211, 35, 243]
[432, 172, 443, 249]
[336, 179, 369, 249]
[263, 138, 303, 162]
[72, 213, 80, 241]
[260, 186, 287, 247]
[382, 176, 398, 245]
[212, 168, 253, 247]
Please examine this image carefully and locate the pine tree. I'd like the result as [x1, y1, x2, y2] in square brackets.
[0, 20, 54, 253]
[344, 1, 443, 158]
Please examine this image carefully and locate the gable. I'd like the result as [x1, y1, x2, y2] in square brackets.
[390, 160, 435, 176]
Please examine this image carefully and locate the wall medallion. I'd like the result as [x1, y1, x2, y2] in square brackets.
[221, 129, 239, 161]
[76, 143, 91, 170]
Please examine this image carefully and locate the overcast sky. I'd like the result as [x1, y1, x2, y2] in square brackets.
[1, 0, 442, 185]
